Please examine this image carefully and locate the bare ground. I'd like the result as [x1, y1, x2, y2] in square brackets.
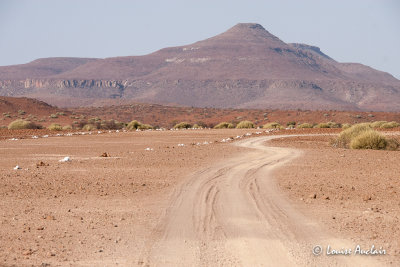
[270, 134, 400, 265]
[0, 129, 398, 266]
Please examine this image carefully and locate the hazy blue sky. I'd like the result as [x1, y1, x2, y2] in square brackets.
[0, 0, 399, 78]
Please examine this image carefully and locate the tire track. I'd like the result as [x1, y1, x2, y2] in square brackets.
[137, 135, 382, 266]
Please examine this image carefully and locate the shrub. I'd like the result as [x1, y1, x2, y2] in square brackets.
[82, 124, 97, 131]
[297, 123, 313, 128]
[263, 122, 282, 129]
[314, 122, 341, 128]
[62, 125, 72, 130]
[173, 122, 192, 129]
[341, 123, 352, 129]
[386, 138, 400, 151]
[286, 121, 296, 127]
[236, 121, 255, 129]
[48, 123, 62, 131]
[49, 114, 58, 118]
[8, 119, 42, 130]
[380, 121, 400, 129]
[127, 120, 141, 130]
[214, 122, 235, 129]
[350, 131, 387, 150]
[56, 112, 66, 116]
[334, 123, 372, 148]
[138, 123, 153, 130]
[314, 123, 330, 128]
[370, 121, 386, 128]
[100, 120, 125, 130]
[18, 110, 26, 115]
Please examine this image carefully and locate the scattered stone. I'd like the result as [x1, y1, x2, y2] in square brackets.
[36, 161, 49, 167]
[363, 195, 372, 201]
[59, 157, 71, 162]
[22, 249, 34, 255]
[43, 215, 55, 220]
[100, 152, 109, 157]
[37, 226, 45, 230]
[13, 165, 22, 170]
[325, 196, 330, 200]
[309, 193, 317, 199]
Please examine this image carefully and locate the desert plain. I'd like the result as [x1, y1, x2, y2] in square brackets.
[0, 127, 399, 266]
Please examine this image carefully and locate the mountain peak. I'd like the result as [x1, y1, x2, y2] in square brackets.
[207, 22, 283, 45]
[232, 23, 265, 30]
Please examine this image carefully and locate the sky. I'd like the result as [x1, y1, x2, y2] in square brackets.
[0, 0, 399, 78]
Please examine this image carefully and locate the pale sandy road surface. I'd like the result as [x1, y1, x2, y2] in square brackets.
[138, 136, 381, 267]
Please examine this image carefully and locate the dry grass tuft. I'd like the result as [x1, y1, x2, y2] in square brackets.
[263, 122, 282, 129]
[297, 123, 313, 128]
[8, 119, 42, 130]
[214, 122, 235, 129]
[236, 121, 255, 129]
[173, 122, 192, 129]
[350, 131, 387, 150]
[48, 123, 62, 131]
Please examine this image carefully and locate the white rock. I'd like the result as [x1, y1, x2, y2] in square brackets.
[177, 144, 185, 147]
[13, 165, 21, 170]
[145, 148, 153, 151]
[59, 157, 71, 162]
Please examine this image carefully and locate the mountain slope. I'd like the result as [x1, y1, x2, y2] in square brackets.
[0, 23, 399, 111]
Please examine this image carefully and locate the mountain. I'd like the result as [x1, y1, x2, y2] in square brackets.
[0, 23, 399, 111]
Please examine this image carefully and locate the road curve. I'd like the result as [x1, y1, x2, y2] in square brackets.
[137, 136, 381, 267]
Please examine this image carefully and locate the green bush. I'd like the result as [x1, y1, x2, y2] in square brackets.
[350, 131, 387, 150]
[48, 123, 62, 131]
[236, 121, 255, 129]
[297, 123, 313, 128]
[8, 119, 42, 130]
[286, 121, 296, 127]
[380, 121, 400, 129]
[214, 122, 235, 129]
[18, 110, 26, 115]
[263, 122, 282, 129]
[173, 122, 192, 129]
[62, 125, 72, 130]
[49, 114, 58, 119]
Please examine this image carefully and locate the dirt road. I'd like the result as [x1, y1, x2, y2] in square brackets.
[138, 136, 381, 266]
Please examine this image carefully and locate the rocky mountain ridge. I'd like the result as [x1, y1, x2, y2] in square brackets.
[0, 23, 399, 110]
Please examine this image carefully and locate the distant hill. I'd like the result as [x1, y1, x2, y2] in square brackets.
[0, 23, 399, 111]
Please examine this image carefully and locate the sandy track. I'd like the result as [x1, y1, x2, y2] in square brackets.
[138, 136, 380, 266]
